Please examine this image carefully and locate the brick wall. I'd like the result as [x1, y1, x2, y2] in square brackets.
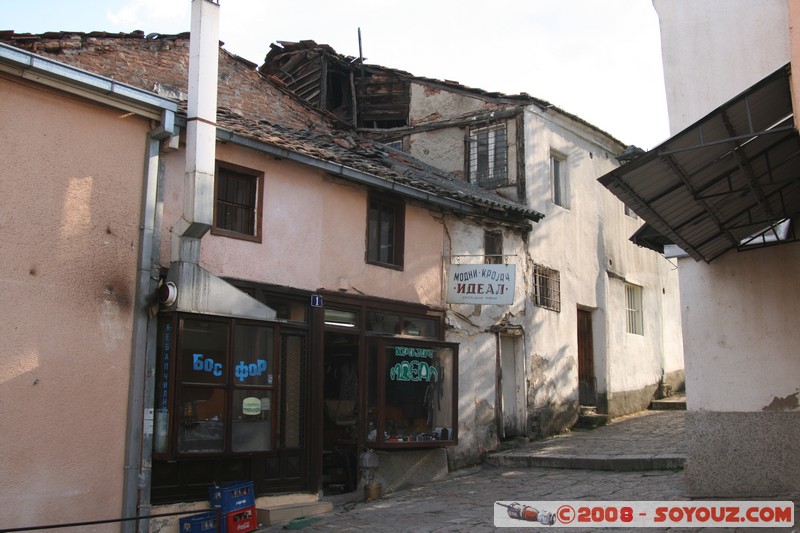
[2, 32, 333, 132]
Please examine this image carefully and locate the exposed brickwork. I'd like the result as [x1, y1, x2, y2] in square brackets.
[0, 32, 332, 132]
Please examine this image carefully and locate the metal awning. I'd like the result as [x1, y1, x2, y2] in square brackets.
[599, 64, 800, 262]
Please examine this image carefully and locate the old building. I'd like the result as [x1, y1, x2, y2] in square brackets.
[263, 41, 685, 435]
[0, 2, 543, 531]
[599, 0, 800, 497]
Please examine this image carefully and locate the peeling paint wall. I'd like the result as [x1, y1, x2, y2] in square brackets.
[524, 106, 683, 421]
[442, 218, 529, 466]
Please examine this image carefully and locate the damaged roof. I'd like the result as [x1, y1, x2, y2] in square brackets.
[0, 30, 541, 225]
[262, 39, 624, 145]
[213, 107, 544, 223]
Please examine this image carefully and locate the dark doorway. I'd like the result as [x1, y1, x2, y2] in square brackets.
[322, 331, 359, 495]
[577, 309, 596, 406]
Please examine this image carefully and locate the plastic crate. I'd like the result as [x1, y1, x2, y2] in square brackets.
[208, 481, 255, 514]
[225, 506, 257, 533]
[179, 511, 219, 533]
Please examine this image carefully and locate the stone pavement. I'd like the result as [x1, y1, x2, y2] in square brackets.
[488, 410, 685, 471]
[259, 410, 799, 532]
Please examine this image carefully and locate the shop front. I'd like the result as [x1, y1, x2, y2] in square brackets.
[151, 284, 457, 504]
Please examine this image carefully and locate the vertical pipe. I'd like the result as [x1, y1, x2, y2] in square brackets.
[122, 127, 169, 533]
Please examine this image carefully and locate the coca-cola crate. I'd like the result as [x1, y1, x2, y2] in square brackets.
[208, 481, 255, 514]
[225, 506, 257, 533]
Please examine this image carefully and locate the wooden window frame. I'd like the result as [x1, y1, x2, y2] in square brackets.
[366, 193, 405, 270]
[625, 283, 644, 335]
[211, 161, 264, 243]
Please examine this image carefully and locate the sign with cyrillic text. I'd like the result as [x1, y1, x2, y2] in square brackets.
[447, 264, 515, 305]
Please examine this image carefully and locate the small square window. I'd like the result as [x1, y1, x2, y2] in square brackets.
[367, 194, 405, 269]
[212, 163, 263, 242]
[484, 231, 503, 265]
[533, 263, 561, 312]
[551, 153, 568, 208]
[625, 283, 643, 335]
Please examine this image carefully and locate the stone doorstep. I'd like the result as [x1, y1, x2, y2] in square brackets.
[254, 501, 334, 528]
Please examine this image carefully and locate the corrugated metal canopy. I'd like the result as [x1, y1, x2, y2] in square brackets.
[599, 64, 800, 262]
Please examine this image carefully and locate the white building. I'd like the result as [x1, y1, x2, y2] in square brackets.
[600, 0, 800, 497]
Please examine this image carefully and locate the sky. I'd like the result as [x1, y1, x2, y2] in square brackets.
[0, 0, 671, 150]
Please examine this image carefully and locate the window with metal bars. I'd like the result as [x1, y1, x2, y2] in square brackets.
[533, 263, 561, 312]
[467, 124, 508, 188]
[625, 283, 644, 335]
[213, 162, 263, 242]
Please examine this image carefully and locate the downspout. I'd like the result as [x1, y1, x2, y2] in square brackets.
[122, 112, 175, 533]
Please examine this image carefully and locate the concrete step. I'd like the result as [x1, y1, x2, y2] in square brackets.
[649, 396, 686, 411]
[255, 501, 333, 529]
[486, 452, 684, 471]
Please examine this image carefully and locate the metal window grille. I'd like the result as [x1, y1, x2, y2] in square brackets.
[467, 124, 508, 188]
[625, 283, 644, 335]
[533, 263, 561, 312]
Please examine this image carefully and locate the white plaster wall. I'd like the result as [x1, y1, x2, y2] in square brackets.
[0, 77, 147, 529]
[524, 105, 683, 408]
[654, 0, 796, 412]
[162, 143, 445, 307]
[442, 218, 530, 461]
[654, 0, 790, 134]
[679, 246, 800, 412]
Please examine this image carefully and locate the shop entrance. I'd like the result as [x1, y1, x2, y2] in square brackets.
[322, 331, 359, 495]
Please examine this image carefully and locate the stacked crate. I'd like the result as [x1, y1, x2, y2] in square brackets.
[208, 481, 257, 533]
[178, 481, 257, 533]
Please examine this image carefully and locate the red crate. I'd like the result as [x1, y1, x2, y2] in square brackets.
[208, 481, 255, 514]
[225, 506, 257, 533]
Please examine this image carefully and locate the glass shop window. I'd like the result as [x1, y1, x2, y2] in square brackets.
[155, 315, 276, 458]
[365, 340, 457, 447]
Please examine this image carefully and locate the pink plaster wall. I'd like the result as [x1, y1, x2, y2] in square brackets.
[162, 143, 445, 306]
[0, 76, 150, 529]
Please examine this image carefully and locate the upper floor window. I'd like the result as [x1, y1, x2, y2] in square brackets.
[550, 152, 568, 208]
[213, 162, 263, 242]
[467, 124, 508, 188]
[533, 263, 561, 312]
[484, 230, 503, 265]
[624, 204, 638, 219]
[367, 194, 405, 269]
[625, 283, 643, 335]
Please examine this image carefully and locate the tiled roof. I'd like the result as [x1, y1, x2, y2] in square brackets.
[214, 107, 544, 223]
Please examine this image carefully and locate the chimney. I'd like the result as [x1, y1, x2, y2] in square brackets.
[174, 0, 220, 263]
[165, 0, 276, 321]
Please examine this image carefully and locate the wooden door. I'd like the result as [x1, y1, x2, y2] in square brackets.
[577, 309, 596, 406]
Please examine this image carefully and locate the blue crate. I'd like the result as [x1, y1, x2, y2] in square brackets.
[208, 481, 255, 514]
[179, 511, 219, 533]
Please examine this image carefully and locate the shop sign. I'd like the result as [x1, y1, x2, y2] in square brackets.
[389, 346, 439, 382]
[447, 264, 515, 305]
